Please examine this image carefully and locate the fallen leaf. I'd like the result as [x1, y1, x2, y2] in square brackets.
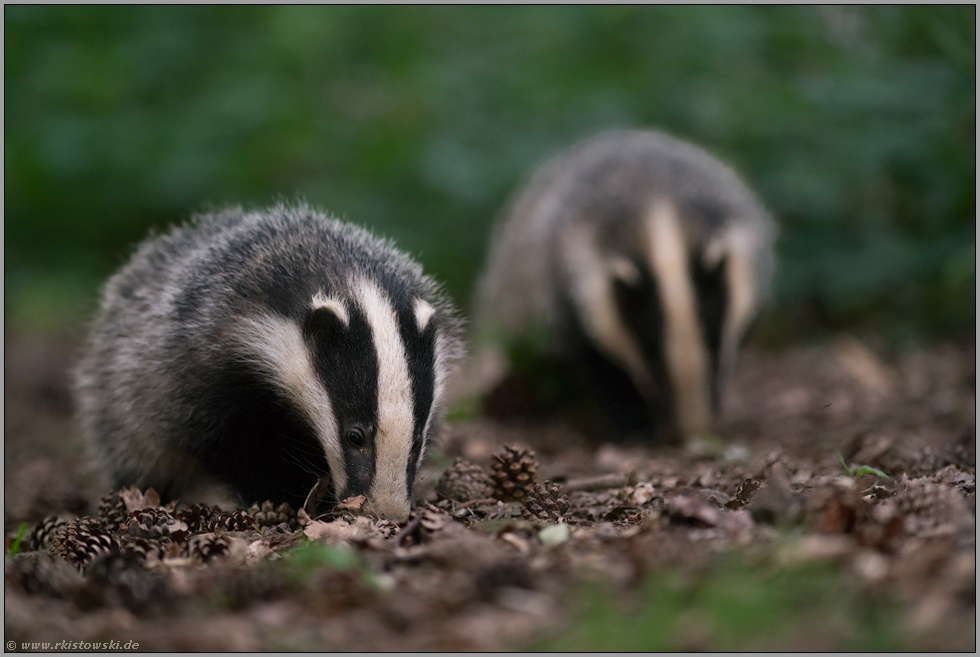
[119, 485, 163, 513]
[725, 478, 761, 509]
[304, 517, 376, 543]
[499, 532, 530, 553]
[835, 335, 894, 396]
[538, 523, 570, 546]
[335, 495, 366, 511]
[748, 462, 803, 524]
[779, 534, 855, 565]
[665, 494, 754, 534]
[632, 483, 655, 506]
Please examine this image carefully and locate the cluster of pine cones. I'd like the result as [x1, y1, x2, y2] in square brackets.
[29, 492, 301, 573]
[436, 444, 570, 522]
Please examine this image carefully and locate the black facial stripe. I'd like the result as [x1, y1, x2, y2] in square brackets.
[179, 357, 329, 509]
[689, 249, 728, 412]
[305, 302, 379, 497]
[398, 308, 437, 442]
[555, 287, 651, 440]
[613, 259, 672, 424]
[397, 303, 437, 493]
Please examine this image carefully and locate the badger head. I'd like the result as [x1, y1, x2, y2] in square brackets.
[234, 279, 450, 522]
[554, 197, 762, 442]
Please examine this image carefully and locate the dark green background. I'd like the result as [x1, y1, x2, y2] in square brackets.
[5, 6, 975, 341]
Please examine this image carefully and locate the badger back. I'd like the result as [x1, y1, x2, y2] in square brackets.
[75, 204, 463, 521]
[474, 130, 775, 440]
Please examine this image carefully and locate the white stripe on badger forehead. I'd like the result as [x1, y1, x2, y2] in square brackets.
[311, 290, 349, 326]
[718, 225, 758, 393]
[645, 198, 711, 437]
[231, 313, 347, 494]
[560, 221, 653, 396]
[413, 298, 436, 332]
[355, 278, 414, 521]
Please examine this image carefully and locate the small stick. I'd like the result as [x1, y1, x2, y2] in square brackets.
[563, 472, 637, 492]
[392, 513, 424, 545]
[457, 497, 499, 509]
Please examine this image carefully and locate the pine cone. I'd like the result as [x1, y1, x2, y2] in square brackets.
[49, 518, 119, 571]
[395, 505, 451, 548]
[491, 445, 539, 502]
[436, 458, 495, 503]
[6, 552, 84, 598]
[29, 514, 76, 552]
[175, 503, 223, 533]
[187, 534, 230, 562]
[523, 481, 570, 522]
[123, 507, 189, 543]
[248, 501, 299, 530]
[84, 552, 174, 615]
[118, 534, 169, 563]
[97, 491, 130, 532]
[207, 510, 255, 533]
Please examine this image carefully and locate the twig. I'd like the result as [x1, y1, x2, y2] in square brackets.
[457, 497, 499, 509]
[392, 513, 424, 545]
[563, 472, 637, 492]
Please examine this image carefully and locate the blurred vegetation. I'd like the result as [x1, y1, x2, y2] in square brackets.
[535, 559, 908, 651]
[5, 6, 975, 340]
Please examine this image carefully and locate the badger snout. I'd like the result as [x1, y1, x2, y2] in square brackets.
[361, 495, 412, 522]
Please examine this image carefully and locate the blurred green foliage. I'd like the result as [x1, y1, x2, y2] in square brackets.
[5, 6, 975, 339]
[535, 560, 907, 651]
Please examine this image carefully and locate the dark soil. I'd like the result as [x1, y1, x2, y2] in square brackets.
[4, 328, 975, 651]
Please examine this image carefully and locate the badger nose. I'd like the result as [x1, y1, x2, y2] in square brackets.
[362, 496, 411, 522]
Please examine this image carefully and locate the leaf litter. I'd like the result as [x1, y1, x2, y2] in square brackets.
[4, 333, 975, 650]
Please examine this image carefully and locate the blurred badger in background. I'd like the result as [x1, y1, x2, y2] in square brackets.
[472, 130, 776, 443]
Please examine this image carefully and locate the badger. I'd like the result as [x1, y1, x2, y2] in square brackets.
[74, 203, 464, 521]
[473, 129, 776, 443]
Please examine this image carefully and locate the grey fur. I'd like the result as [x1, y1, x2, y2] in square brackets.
[473, 129, 776, 439]
[75, 202, 464, 518]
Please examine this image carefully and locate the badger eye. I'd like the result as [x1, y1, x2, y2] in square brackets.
[345, 428, 366, 448]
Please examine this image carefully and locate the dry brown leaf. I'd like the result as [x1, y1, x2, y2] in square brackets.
[664, 494, 754, 534]
[835, 335, 894, 396]
[303, 516, 378, 543]
[335, 494, 367, 511]
[119, 485, 162, 513]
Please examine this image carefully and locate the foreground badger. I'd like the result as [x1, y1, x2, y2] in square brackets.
[75, 203, 463, 521]
[473, 130, 775, 443]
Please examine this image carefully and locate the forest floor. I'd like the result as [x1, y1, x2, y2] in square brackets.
[4, 328, 975, 651]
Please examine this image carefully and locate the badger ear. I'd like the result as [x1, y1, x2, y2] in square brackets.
[702, 238, 727, 269]
[413, 298, 436, 332]
[306, 291, 349, 336]
[608, 256, 641, 287]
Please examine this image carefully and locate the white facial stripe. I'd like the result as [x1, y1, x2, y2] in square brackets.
[232, 313, 347, 494]
[413, 298, 436, 332]
[645, 198, 711, 437]
[356, 278, 414, 521]
[721, 235, 757, 388]
[561, 222, 653, 395]
[311, 291, 349, 326]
